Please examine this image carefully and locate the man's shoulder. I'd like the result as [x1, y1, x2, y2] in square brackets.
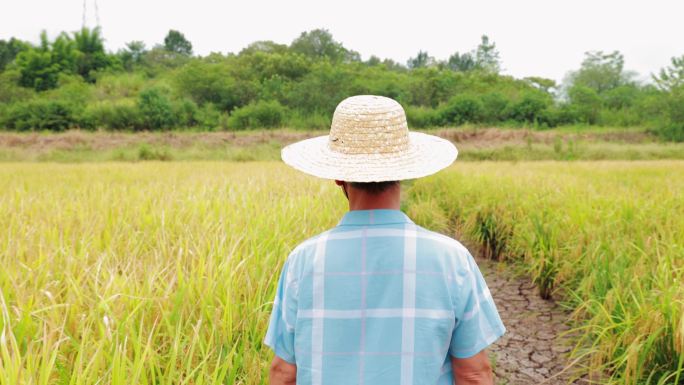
[287, 228, 335, 259]
[286, 224, 474, 267]
[413, 225, 472, 256]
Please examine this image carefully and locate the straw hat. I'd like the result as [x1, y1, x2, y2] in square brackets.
[281, 95, 458, 182]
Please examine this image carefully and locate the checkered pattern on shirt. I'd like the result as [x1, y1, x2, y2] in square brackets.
[264, 209, 505, 385]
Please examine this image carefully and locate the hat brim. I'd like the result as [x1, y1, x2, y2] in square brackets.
[281, 132, 458, 182]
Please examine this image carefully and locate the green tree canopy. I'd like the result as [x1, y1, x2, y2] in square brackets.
[568, 50, 632, 94]
[118, 41, 146, 70]
[239, 40, 289, 55]
[524, 77, 557, 94]
[290, 29, 358, 63]
[15, 31, 77, 91]
[474, 35, 501, 73]
[0, 38, 29, 71]
[447, 52, 476, 72]
[73, 27, 111, 82]
[653, 55, 684, 91]
[164, 30, 193, 56]
[407, 51, 435, 69]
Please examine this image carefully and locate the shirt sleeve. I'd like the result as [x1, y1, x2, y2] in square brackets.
[449, 253, 506, 359]
[264, 259, 298, 364]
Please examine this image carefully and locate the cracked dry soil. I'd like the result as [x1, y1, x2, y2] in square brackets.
[478, 258, 582, 385]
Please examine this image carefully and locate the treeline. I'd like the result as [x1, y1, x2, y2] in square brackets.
[0, 28, 683, 140]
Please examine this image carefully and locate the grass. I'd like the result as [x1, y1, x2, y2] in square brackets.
[2, 127, 684, 163]
[406, 161, 684, 384]
[0, 162, 346, 384]
[0, 161, 682, 384]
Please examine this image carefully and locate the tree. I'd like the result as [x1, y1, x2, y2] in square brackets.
[653, 55, 684, 91]
[239, 40, 288, 55]
[13, 28, 115, 89]
[163, 30, 193, 56]
[290, 29, 356, 62]
[508, 91, 552, 123]
[137, 88, 175, 129]
[118, 41, 146, 70]
[174, 60, 255, 111]
[0, 38, 29, 71]
[407, 51, 435, 69]
[474, 35, 501, 73]
[73, 27, 110, 81]
[568, 51, 632, 94]
[365, 55, 381, 66]
[568, 85, 601, 124]
[15, 31, 77, 91]
[381, 58, 405, 71]
[49, 32, 79, 74]
[447, 52, 476, 72]
[524, 77, 557, 94]
[446, 35, 500, 73]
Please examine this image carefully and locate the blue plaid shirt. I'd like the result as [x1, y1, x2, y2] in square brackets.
[264, 209, 505, 385]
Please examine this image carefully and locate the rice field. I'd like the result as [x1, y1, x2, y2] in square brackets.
[0, 161, 682, 384]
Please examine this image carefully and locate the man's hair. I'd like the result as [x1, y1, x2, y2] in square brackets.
[349, 181, 399, 194]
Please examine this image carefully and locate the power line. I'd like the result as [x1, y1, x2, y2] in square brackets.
[82, 0, 101, 29]
[82, 0, 87, 28]
[94, 0, 100, 28]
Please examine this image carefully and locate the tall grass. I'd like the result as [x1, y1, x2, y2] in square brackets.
[406, 161, 684, 383]
[0, 161, 681, 384]
[0, 162, 345, 384]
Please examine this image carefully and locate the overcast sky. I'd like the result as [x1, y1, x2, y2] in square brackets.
[1, 0, 682, 83]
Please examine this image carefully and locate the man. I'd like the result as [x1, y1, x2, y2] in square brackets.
[265, 95, 505, 385]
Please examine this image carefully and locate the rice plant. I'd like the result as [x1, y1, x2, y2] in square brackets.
[406, 160, 684, 384]
[0, 160, 681, 384]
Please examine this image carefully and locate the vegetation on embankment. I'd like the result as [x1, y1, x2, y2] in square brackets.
[2, 127, 684, 162]
[1, 28, 683, 140]
[405, 161, 684, 384]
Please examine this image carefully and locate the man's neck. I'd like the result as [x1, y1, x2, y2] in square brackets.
[347, 186, 401, 211]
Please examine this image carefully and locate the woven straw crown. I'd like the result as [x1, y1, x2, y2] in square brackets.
[281, 95, 458, 182]
[328, 96, 410, 155]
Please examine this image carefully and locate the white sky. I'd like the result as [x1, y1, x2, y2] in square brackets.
[1, 0, 682, 83]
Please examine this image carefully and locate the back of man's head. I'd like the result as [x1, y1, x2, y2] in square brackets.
[349, 181, 399, 195]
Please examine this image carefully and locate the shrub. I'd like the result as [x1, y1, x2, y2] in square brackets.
[657, 123, 684, 142]
[3, 99, 77, 131]
[286, 111, 331, 130]
[405, 106, 441, 128]
[195, 103, 222, 130]
[227, 100, 287, 130]
[597, 108, 642, 127]
[438, 95, 484, 125]
[137, 88, 175, 130]
[655, 89, 684, 141]
[0, 70, 35, 104]
[84, 100, 142, 130]
[95, 72, 146, 99]
[173, 98, 199, 128]
[137, 143, 172, 160]
[507, 92, 551, 123]
[567, 85, 601, 124]
[653, 86, 684, 142]
[174, 61, 255, 111]
[533, 106, 571, 129]
[479, 92, 509, 123]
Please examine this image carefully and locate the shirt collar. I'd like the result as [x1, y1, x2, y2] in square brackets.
[337, 209, 414, 226]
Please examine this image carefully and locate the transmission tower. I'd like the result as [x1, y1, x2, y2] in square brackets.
[82, 0, 101, 29]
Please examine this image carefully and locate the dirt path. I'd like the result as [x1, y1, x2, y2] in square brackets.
[477, 258, 580, 384]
